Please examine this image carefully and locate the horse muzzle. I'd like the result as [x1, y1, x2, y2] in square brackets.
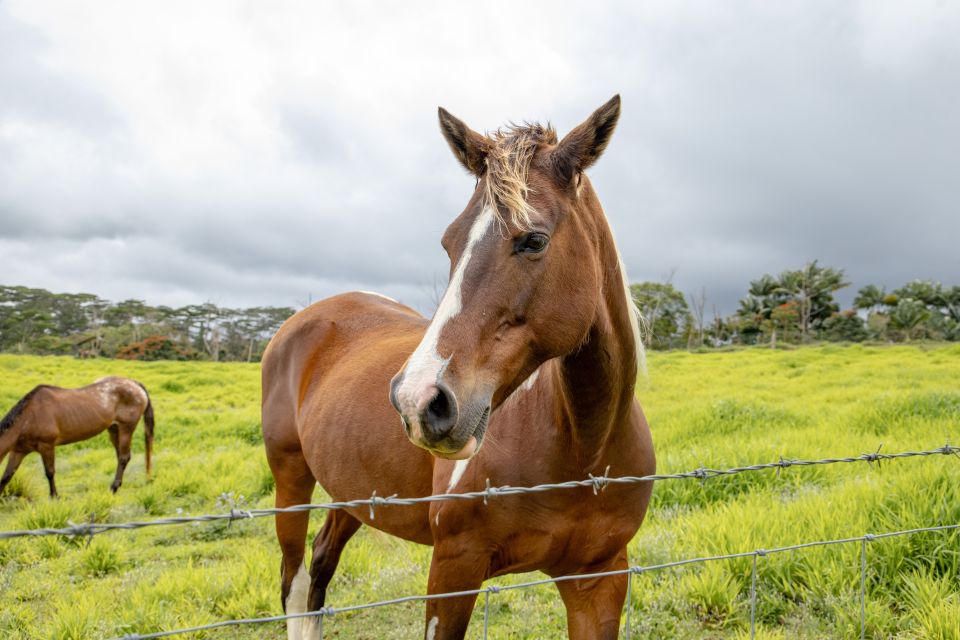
[390, 373, 490, 459]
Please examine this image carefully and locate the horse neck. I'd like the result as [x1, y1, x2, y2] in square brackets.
[553, 206, 639, 468]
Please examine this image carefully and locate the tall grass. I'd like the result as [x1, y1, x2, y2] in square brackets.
[0, 345, 958, 638]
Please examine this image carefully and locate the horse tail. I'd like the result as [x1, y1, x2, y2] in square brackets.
[136, 382, 155, 476]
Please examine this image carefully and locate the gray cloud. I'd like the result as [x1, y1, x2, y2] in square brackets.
[1, 0, 958, 317]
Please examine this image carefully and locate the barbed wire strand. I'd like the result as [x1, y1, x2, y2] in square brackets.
[2, 444, 957, 542]
[113, 523, 960, 640]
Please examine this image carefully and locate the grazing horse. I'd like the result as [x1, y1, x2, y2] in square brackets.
[262, 95, 655, 640]
[0, 377, 154, 497]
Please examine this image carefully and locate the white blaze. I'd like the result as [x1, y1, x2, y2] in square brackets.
[395, 206, 496, 425]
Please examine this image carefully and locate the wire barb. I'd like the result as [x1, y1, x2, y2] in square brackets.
[588, 465, 612, 494]
[483, 478, 498, 505]
[862, 444, 884, 468]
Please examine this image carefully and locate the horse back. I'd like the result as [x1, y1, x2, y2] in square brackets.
[50, 378, 147, 445]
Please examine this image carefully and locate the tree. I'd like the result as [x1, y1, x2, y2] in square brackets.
[686, 287, 708, 349]
[630, 281, 691, 349]
[735, 274, 789, 346]
[777, 261, 848, 343]
[889, 299, 930, 341]
[853, 285, 886, 314]
[893, 280, 945, 308]
[822, 310, 868, 342]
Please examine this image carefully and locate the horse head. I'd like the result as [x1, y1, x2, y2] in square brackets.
[390, 96, 627, 460]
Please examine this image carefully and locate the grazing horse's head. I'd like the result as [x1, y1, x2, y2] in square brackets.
[391, 96, 628, 460]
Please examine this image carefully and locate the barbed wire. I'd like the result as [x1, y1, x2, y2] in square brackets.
[113, 523, 960, 640]
[1, 443, 957, 542]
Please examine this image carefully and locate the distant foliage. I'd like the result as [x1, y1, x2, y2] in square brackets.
[854, 280, 960, 343]
[116, 336, 196, 361]
[822, 309, 868, 342]
[0, 285, 294, 361]
[629, 267, 958, 350]
[630, 281, 692, 349]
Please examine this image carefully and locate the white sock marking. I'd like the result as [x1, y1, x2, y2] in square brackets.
[427, 616, 439, 640]
[286, 564, 316, 640]
[396, 206, 496, 423]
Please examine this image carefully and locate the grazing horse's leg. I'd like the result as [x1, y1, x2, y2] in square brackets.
[307, 510, 362, 611]
[554, 549, 630, 640]
[422, 544, 488, 640]
[108, 424, 134, 493]
[266, 447, 317, 640]
[37, 444, 58, 498]
[0, 451, 26, 495]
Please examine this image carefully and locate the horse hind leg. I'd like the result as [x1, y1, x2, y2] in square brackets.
[108, 424, 133, 493]
[266, 445, 319, 640]
[308, 510, 362, 610]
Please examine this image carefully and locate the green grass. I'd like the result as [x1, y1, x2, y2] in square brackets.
[1, 345, 959, 638]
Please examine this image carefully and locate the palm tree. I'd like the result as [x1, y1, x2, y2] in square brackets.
[737, 275, 788, 347]
[889, 299, 930, 341]
[853, 285, 886, 314]
[778, 261, 849, 343]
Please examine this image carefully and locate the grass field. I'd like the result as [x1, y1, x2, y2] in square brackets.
[1, 345, 959, 639]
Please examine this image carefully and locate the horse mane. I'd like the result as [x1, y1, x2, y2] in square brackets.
[483, 122, 557, 230]
[0, 385, 51, 434]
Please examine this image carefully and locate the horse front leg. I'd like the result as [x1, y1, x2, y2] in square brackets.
[554, 549, 629, 640]
[423, 542, 488, 640]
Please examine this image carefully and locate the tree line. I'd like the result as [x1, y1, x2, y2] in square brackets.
[631, 261, 960, 350]
[0, 285, 294, 361]
[3, 265, 958, 361]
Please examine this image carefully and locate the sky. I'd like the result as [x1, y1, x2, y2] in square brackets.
[1, 0, 958, 318]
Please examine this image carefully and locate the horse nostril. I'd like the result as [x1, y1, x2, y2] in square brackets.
[426, 390, 450, 422]
[421, 384, 457, 441]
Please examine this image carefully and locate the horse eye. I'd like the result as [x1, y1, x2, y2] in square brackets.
[519, 233, 549, 254]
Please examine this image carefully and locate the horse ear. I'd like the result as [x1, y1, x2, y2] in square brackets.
[438, 107, 489, 177]
[551, 94, 621, 184]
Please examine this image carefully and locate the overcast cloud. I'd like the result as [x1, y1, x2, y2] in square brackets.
[1, 0, 958, 316]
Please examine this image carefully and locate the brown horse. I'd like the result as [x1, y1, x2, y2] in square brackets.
[0, 376, 154, 497]
[262, 95, 655, 639]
